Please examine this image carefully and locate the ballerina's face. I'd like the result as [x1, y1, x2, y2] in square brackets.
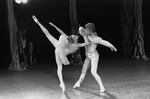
[72, 35, 78, 43]
[85, 28, 92, 35]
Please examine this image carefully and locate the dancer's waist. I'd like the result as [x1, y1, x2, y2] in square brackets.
[86, 50, 97, 54]
[86, 50, 98, 58]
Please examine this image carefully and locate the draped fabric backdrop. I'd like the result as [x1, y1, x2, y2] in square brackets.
[7, 0, 25, 70]
[121, 0, 148, 59]
[70, 0, 83, 65]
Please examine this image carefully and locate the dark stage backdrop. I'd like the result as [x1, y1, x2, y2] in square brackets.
[142, 0, 150, 57]
[0, 0, 11, 68]
[1, 0, 150, 66]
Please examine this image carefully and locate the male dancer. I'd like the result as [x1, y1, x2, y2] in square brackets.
[73, 23, 117, 93]
[32, 15, 89, 92]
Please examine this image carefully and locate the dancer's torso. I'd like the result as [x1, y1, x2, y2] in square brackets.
[85, 36, 101, 59]
[85, 36, 99, 53]
[57, 35, 78, 56]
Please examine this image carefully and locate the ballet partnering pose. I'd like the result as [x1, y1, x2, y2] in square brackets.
[73, 23, 117, 93]
[32, 15, 89, 92]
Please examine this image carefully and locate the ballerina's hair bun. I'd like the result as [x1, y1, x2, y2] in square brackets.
[67, 35, 78, 43]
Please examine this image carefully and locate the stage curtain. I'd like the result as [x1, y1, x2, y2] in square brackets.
[69, 0, 83, 65]
[7, 0, 25, 70]
[121, 0, 148, 59]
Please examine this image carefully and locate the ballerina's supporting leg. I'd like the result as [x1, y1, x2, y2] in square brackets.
[33, 15, 66, 92]
[55, 49, 65, 92]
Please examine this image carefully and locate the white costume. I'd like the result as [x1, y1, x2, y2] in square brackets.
[73, 28, 117, 93]
[56, 35, 70, 65]
[85, 36, 101, 59]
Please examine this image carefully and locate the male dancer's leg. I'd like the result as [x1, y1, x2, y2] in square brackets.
[32, 15, 58, 48]
[90, 54, 105, 93]
[73, 58, 90, 88]
[55, 49, 65, 92]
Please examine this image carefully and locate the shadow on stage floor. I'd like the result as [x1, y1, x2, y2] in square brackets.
[0, 57, 150, 99]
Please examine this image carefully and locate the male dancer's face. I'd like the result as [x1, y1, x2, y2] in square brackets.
[85, 28, 92, 36]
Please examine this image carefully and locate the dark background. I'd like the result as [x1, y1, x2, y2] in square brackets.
[1, 0, 150, 68]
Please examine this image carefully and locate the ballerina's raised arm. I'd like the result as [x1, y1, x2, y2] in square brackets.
[49, 22, 68, 39]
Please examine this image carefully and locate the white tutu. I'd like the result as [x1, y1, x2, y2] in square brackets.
[56, 35, 70, 65]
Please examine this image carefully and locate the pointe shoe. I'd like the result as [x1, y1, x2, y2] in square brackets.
[100, 89, 106, 93]
[59, 84, 65, 92]
[32, 15, 38, 23]
[73, 82, 80, 89]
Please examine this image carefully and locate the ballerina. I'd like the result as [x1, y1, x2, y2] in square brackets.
[73, 23, 117, 94]
[32, 15, 88, 92]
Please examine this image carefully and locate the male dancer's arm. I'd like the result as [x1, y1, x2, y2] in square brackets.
[49, 22, 68, 38]
[96, 37, 117, 52]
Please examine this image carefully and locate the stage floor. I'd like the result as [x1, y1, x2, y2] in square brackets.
[0, 57, 150, 99]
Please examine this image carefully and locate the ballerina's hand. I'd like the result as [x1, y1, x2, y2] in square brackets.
[49, 22, 55, 27]
[79, 27, 86, 36]
[32, 15, 38, 23]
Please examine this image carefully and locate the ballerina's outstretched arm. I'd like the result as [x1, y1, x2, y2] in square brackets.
[77, 36, 89, 47]
[49, 22, 68, 39]
[32, 15, 58, 48]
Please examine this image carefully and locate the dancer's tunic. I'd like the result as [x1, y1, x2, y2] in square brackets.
[85, 36, 102, 59]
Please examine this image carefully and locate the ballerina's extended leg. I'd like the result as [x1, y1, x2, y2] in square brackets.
[32, 15, 58, 48]
[33, 15, 66, 92]
[32, 15, 70, 65]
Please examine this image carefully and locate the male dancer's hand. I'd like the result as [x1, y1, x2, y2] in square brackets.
[32, 15, 38, 23]
[111, 46, 117, 52]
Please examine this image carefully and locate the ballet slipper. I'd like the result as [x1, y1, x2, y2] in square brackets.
[73, 82, 80, 89]
[100, 89, 106, 93]
[32, 15, 38, 23]
[59, 83, 65, 92]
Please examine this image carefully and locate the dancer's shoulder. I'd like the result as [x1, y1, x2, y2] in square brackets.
[89, 36, 102, 43]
